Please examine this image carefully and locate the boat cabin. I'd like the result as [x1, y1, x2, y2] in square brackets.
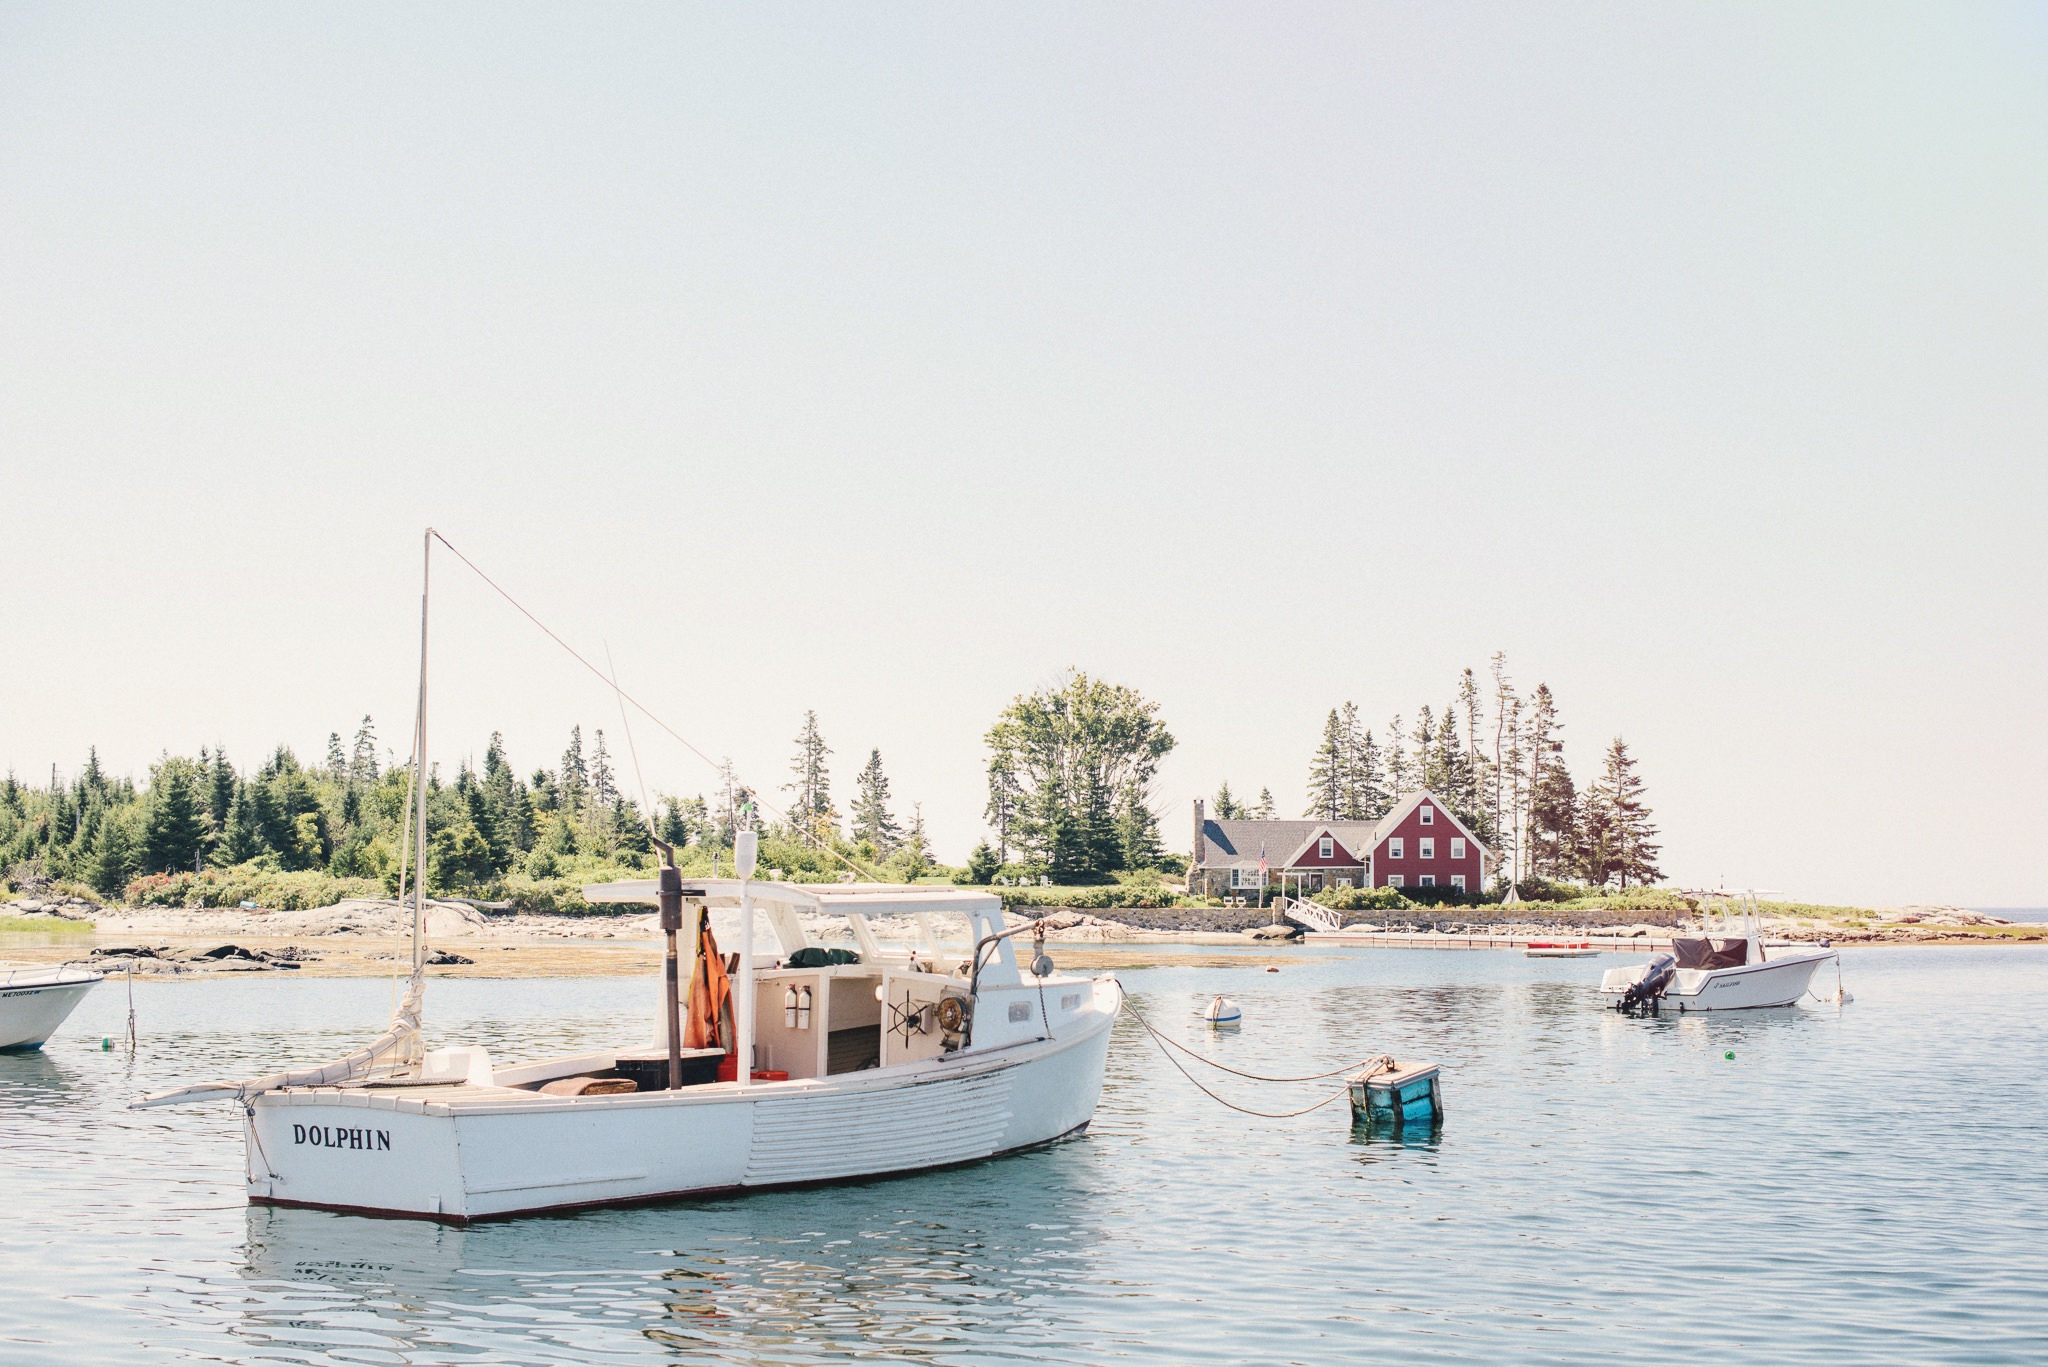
[582, 879, 1031, 1085]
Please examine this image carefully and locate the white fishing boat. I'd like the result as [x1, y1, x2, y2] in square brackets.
[0, 965, 102, 1050]
[136, 530, 1120, 1221]
[1602, 896, 1836, 1013]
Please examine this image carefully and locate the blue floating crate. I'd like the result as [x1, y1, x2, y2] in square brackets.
[1348, 1062, 1442, 1130]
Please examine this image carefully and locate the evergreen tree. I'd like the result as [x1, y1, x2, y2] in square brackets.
[784, 710, 836, 846]
[559, 726, 589, 817]
[326, 732, 348, 781]
[1524, 685, 1576, 880]
[590, 730, 618, 811]
[965, 840, 999, 884]
[1305, 709, 1344, 819]
[1253, 787, 1276, 820]
[850, 749, 903, 853]
[901, 802, 935, 876]
[1488, 653, 1519, 881]
[140, 758, 208, 874]
[1413, 707, 1440, 790]
[1116, 786, 1164, 868]
[1384, 714, 1412, 794]
[88, 811, 139, 898]
[1212, 780, 1246, 820]
[984, 753, 1022, 864]
[349, 716, 379, 785]
[1599, 737, 1662, 889]
[206, 746, 236, 827]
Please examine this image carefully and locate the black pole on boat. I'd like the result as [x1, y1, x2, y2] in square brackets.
[651, 837, 684, 1091]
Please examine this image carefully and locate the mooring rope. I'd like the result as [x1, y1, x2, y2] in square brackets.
[1113, 983, 1392, 1119]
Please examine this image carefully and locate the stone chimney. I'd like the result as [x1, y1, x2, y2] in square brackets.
[1192, 797, 1207, 867]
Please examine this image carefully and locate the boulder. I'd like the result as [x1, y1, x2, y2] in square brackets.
[1245, 923, 1301, 941]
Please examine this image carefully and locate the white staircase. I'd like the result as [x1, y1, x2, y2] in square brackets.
[1275, 895, 1342, 935]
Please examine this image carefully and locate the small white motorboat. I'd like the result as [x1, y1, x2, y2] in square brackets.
[1602, 896, 1836, 1013]
[1200, 995, 1242, 1027]
[0, 965, 102, 1050]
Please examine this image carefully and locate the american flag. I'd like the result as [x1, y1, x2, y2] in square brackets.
[1258, 841, 1267, 879]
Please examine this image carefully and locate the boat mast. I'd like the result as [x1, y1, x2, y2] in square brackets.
[411, 528, 433, 973]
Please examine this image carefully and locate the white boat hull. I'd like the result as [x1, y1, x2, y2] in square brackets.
[246, 979, 1117, 1221]
[0, 969, 101, 1050]
[1601, 950, 1835, 1012]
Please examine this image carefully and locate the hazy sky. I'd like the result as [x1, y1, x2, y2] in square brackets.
[3, 4, 2043, 906]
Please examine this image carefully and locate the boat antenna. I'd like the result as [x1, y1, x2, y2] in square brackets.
[410, 528, 433, 974]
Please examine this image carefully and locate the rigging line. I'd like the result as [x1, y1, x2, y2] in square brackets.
[428, 530, 892, 885]
[604, 641, 658, 843]
[1122, 991, 1394, 1083]
[1115, 986, 1352, 1119]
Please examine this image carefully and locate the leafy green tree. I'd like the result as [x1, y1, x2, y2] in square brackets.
[850, 749, 903, 853]
[984, 671, 1174, 880]
[140, 758, 209, 874]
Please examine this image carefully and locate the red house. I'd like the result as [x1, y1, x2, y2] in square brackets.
[1366, 792, 1487, 894]
[1188, 789, 1489, 898]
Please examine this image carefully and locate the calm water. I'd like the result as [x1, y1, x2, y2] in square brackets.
[3, 946, 2045, 1366]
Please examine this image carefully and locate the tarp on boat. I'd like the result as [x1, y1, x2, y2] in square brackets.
[1672, 936, 1749, 969]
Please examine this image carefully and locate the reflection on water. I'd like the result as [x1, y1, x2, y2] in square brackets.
[3, 950, 2046, 1364]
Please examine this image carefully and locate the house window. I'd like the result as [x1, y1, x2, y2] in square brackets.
[1318, 837, 1333, 859]
[1451, 838, 1466, 859]
[1451, 874, 1466, 891]
[1386, 874, 1404, 889]
[1231, 867, 1264, 890]
[1337, 877, 1352, 889]
[1420, 874, 1435, 887]
[1420, 805, 1434, 825]
[1419, 838, 1435, 859]
[1388, 838, 1404, 859]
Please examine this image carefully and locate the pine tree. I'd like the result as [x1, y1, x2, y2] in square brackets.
[850, 749, 902, 852]
[1116, 787, 1164, 868]
[1525, 685, 1576, 880]
[326, 732, 347, 781]
[1459, 667, 1486, 823]
[1412, 707, 1440, 790]
[785, 711, 836, 846]
[206, 747, 235, 827]
[1384, 714, 1412, 795]
[590, 730, 618, 811]
[1253, 787, 1276, 820]
[350, 716, 379, 785]
[1489, 654, 1519, 882]
[1600, 737, 1662, 889]
[984, 753, 1022, 864]
[559, 726, 589, 817]
[88, 811, 138, 898]
[902, 802, 935, 875]
[140, 758, 208, 874]
[1337, 701, 1378, 819]
[1213, 780, 1246, 820]
[1356, 728, 1390, 819]
[1305, 710, 1344, 820]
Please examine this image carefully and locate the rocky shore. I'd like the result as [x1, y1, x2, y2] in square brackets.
[1, 893, 2035, 978]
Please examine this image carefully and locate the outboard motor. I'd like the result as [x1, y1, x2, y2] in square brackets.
[1617, 953, 1676, 1016]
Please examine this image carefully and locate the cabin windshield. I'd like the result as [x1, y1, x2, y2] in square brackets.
[1672, 936, 1749, 970]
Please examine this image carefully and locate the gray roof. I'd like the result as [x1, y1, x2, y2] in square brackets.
[1198, 818, 1379, 868]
